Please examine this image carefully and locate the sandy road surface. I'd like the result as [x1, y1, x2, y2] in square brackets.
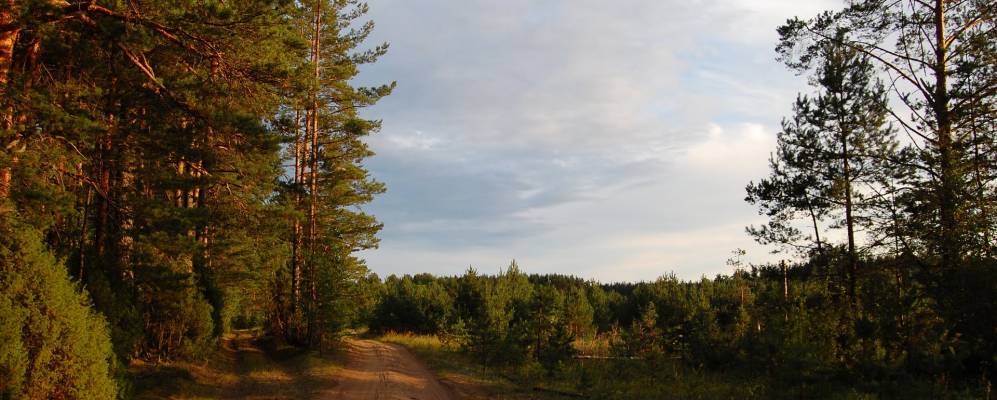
[335, 339, 455, 400]
[133, 333, 459, 399]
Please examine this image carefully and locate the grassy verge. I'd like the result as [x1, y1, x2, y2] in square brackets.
[129, 330, 346, 399]
[375, 332, 791, 399]
[376, 331, 578, 400]
[128, 347, 238, 399]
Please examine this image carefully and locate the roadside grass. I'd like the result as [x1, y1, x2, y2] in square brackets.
[129, 330, 346, 399]
[128, 349, 236, 399]
[376, 331, 579, 400]
[375, 332, 786, 399]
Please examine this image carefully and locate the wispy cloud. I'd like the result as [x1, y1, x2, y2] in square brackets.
[355, 0, 836, 280]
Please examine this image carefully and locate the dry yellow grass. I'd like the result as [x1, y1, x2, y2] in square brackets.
[130, 331, 345, 399]
[378, 331, 445, 351]
[375, 332, 576, 400]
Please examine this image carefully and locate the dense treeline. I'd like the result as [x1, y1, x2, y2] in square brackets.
[368, 257, 995, 398]
[368, 265, 587, 371]
[0, 1, 390, 397]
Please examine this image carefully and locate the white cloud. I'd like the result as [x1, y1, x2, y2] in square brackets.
[710, 0, 843, 42]
[594, 221, 780, 281]
[385, 130, 441, 151]
[355, 0, 838, 281]
[683, 123, 775, 174]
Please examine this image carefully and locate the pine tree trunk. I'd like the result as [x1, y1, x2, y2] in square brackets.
[94, 136, 112, 260]
[77, 186, 92, 280]
[933, 0, 958, 269]
[842, 130, 858, 306]
[807, 201, 823, 254]
[291, 110, 302, 315]
[971, 118, 992, 257]
[0, 1, 18, 199]
[782, 260, 789, 322]
[0, 2, 16, 90]
[306, 0, 322, 347]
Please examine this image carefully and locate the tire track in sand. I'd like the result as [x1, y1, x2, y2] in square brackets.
[334, 339, 454, 400]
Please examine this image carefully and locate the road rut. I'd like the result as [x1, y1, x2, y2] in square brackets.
[335, 339, 454, 400]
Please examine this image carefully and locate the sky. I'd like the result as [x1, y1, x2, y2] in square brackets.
[353, 0, 841, 282]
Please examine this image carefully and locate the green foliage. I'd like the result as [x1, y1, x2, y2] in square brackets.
[618, 302, 661, 359]
[368, 256, 995, 397]
[1, 0, 391, 368]
[370, 274, 453, 334]
[262, 0, 393, 347]
[0, 213, 117, 399]
[467, 262, 533, 367]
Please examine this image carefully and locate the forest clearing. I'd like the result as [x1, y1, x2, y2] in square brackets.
[1, 0, 995, 399]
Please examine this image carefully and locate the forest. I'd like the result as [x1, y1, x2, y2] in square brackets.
[0, 0, 995, 399]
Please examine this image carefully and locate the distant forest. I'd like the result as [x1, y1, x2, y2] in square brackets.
[1, 1, 995, 399]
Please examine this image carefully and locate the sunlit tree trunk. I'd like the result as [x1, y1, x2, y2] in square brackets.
[306, 0, 322, 346]
[291, 109, 303, 315]
[0, 0, 18, 198]
[0, 2, 16, 90]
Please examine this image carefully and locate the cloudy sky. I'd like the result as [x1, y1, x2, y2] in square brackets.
[353, 0, 840, 282]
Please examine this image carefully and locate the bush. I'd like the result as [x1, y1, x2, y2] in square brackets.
[370, 275, 451, 334]
[0, 213, 118, 399]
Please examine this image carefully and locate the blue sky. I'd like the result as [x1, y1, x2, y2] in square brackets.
[353, 0, 839, 282]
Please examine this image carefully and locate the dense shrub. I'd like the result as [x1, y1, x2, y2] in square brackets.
[0, 214, 117, 399]
[369, 275, 452, 334]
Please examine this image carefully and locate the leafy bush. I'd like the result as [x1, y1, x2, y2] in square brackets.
[0, 213, 117, 399]
[370, 275, 452, 334]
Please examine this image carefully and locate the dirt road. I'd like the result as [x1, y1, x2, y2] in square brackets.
[132, 333, 459, 399]
[335, 339, 455, 400]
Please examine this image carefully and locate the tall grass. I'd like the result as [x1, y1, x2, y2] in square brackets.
[376, 332, 575, 399]
[379, 331, 445, 351]
[374, 331, 771, 399]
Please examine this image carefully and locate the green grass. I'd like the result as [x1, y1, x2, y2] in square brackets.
[376, 331, 579, 400]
